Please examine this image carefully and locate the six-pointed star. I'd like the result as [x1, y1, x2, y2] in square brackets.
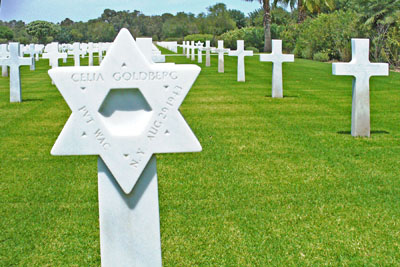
[49, 29, 202, 194]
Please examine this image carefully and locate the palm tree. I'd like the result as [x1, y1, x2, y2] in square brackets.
[275, 0, 334, 23]
[244, 0, 272, 52]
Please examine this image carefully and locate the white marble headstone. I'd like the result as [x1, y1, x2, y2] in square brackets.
[333, 39, 389, 137]
[229, 40, 253, 82]
[0, 43, 31, 102]
[49, 28, 202, 266]
[212, 40, 230, 73]
[260, 40, 294, 98]
[0, 44, 9, 77]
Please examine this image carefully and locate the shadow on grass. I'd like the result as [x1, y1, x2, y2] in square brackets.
[24, 99, 43, 102]
[264, 95, 299, 98]
[337, 130, 390, 135]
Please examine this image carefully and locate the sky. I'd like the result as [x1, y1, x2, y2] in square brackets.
[0, 0, 262, 23]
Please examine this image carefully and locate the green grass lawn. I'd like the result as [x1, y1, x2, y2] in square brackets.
[1, 48, 400, 266]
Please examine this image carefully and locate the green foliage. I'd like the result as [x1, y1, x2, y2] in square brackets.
[184, 34, 213, 43]
[246, 46, 260, 53]
[26, 20, 58, 44]
[219, 27, 264, 50]
[313, 51, 330, 61]
[0, 25, 13, 40]
[289, 11, 359, 61]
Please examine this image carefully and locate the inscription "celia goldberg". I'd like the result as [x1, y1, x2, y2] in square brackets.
[113, 71, 178, 81]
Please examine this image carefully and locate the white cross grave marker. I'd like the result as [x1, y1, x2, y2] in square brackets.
[332, 39, 389, 137]
[34, 44, 44, 61]
[0, 43, 32, 102]
[69, 42, 82, 67]
[196, 41, 203, 64]
[49, 28, 202, 266]
[42, 42, 67, 68]
[0, 44, 9, 77]
[191, 41, 196, 61]
[61, 44, 69, 63]
[80, 43, 88, 59]
[24, 44, 36, 71]
[203, 40, 213, 67]
[98, 42, 105, 64]
[229, 40, 253, 82]
[186, 41, 190, 59]
[212, 40, 230, 73]
[260, 40, 294, 98]
[87, 42, 97, 66]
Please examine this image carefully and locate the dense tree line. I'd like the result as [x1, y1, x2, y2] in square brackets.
[0, 1, 398, 67]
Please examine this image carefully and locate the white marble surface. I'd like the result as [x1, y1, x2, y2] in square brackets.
[98, 156, 162, 267]
[23, 44, 36, 71]
[0, 43, 31, 102]
[0, 44, 9, 77]
[260, 40, 294, 98]
[190, 41, 196, 61]
[229, 40, 253, 82]
[196, 42, 203, 64]
[212, 40, 230, 73]
[42, 42, 67, 68]
[50, 28, 201, 267]
[69, 42, 81, 66]
[49, 28, 202, 194]
[333, 39, 389, 137]
[203, 41, 212, 67]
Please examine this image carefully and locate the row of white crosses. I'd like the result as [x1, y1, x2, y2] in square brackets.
[179, 38, 389, 138]
[48, 29, 201, 266]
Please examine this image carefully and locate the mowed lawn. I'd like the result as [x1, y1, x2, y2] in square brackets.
[1, 47, 400, 266]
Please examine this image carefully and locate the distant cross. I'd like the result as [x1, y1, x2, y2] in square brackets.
[0, 43, 31, 102]
[68, 42, 82, 66]
[23, 44, 36, 71]
[61, 44, 68, 63]
[98, 42, 105, 64]
[212, 40, 230, 73]
[80, 43, 88, 59]
[229, 40, 253, 82]
[196, 41, 203, 63]
[0, 44, 9, 77]
[186, 41, 190, 59]
[87, 42, 98, 66]
[203, 40, 213, 67]
[34, 44, 43, 61]
[333, 39, 389, 137]
[260, 40, 294, 98]
[190, 41, 196, 61]
[42, 42, 67, 68]
[180, 42, 186, 55]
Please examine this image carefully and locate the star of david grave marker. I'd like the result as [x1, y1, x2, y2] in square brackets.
[49, 28, 202, 266]
[196, 41, 203, 64]
[332, 39, 389, 137]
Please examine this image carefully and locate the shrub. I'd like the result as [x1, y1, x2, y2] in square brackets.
[313, 52, 330, 62]
[247, 46, 259, 53]
[219, 27, 264, 51]
[184, 34, 213, 43]
[281, 11, 360, 61]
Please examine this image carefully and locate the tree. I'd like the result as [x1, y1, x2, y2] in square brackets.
[229, 9, 247, 29]
[276, 0, 334, 23]
[0, 25, 13, 40]
[244, 0, 272, 52]
[26, 20, 58, 44]
[206, 3, 236, 36]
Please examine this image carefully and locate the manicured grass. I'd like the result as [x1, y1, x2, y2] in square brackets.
[1, 49, 400, 266]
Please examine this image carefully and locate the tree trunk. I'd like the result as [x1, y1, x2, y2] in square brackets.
[263, 0, 272, 52]
[298, 0, 307, 23]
